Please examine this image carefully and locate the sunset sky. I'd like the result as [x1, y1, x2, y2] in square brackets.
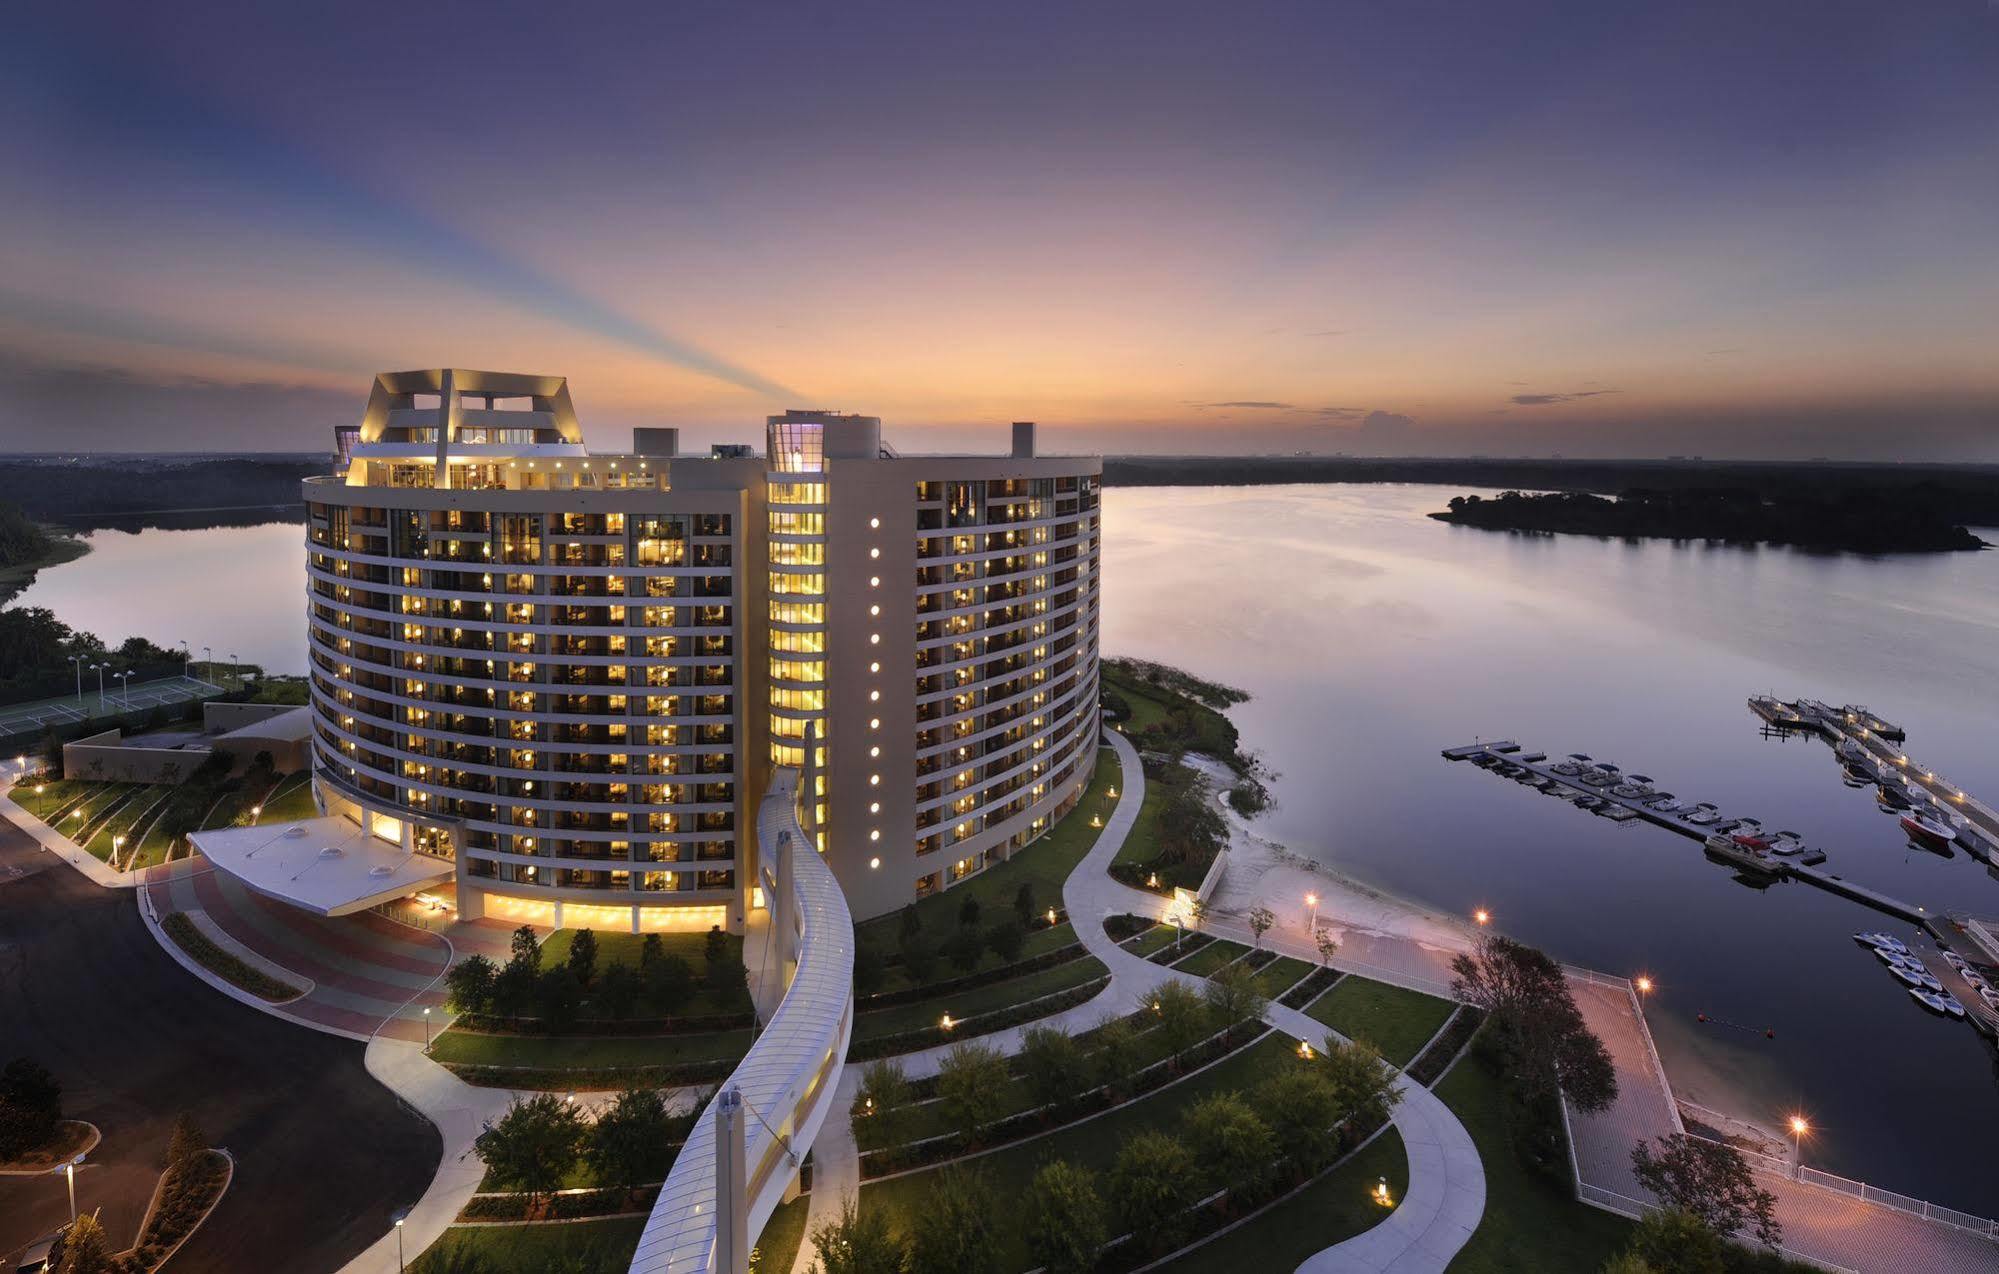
[3, 1, 1995, 458]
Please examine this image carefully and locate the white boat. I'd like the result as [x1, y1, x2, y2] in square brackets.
[1600, 805, 1639, 822]
[1685, 807, 1723, 826]
[1892, 966, 1943, 993]
[1938, 994, 1968, 1018]
[1980, 988, 1999, 1011]
[1855, 931, 1908, 953]
[1910, 988, 1952, 1014]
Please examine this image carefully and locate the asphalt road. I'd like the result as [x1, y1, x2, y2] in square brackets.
[0, 819, 439, 1273]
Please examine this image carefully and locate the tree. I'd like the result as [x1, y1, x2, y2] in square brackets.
[1090, 1012, 1142, 1096]
[1631, 1134, 1781, 1249]
[898, 904, 922, 944]
[853, 945, 888, 998]
[936, 1042, 1009, 1143]
[944, 925, 985, 974]
[1623, 1207, 1726, 1274]
[957, 895, 981, 928]
[1598, 1253, 1657, 1274]
[1013, 881, 1037, 926]
[1152, 980, 1209, 1061]
[906, 1165, 1000, 1274]
[1189, 897, 1209, 931]
[1256, 1066, 1341, 1174]
[856, 1060, 914, 1156]
[595, 962, 641, 1019]
[899, 934, 938, 985]
[166, 1113, 207, 1174]
[807, 1193, 907, 1274]
[1450, 933, 1618, 1114]
[644, 953, 695, 1015]
[535, 965, 584, 1031]
[0, 1056, 62, 1158]
[475, 1094, 585, 1207]
[585, 1088, 676, 1196]
[1025, 1159, 1108, 1274]
[566, 928, 599, 986]
[704, 925, 727, 965]
[1018, 1024, 1085, 1115]
[704, 957, 749, 1004]
[985, 918, 1025, 966]
[1315, 928, 1340, 968]
[54, 1211, 114, 1274]
[510, 925, 542, 971]
[1246, 905, 1275, 949]
[446, 955, 499, 1015]
[1180, 1092, 1277, 1205]
[639, 932, 665, 970]
[1203, 962, 1267, 1044]
[1320, 1036, 1403, 1129]
[1108, 1130, 1201, 1254]
[492, 957, 539, 1017]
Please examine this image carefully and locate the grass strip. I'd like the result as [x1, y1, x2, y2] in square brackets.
[1304, 976, 1457, 1067]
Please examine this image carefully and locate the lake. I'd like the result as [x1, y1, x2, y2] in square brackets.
[12, 485, 1999, 1212]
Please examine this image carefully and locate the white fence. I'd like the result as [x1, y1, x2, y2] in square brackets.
[1683, 1129, 1999, 1243]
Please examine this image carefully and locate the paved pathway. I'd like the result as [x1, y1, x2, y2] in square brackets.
[1568, 977, 1999, 1274]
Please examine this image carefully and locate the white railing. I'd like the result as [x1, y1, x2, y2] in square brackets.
[1680, 1129, 1999, 1243]
[627, 769, 855, 1274]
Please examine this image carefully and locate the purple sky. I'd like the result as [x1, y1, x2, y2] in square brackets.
[2, 1, 1995, 457]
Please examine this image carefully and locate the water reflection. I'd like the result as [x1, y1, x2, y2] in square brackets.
[1102, 483, 1999, 1212]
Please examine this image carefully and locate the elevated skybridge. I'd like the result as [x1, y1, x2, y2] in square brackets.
[628, 768, 856, 1274]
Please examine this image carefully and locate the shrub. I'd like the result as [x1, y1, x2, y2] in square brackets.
[855, 1059, 914, 1154]
[1320, 1035, 1403, 1130]
[704, 925, 726, 965]
[446, 955, 498, 1015]
[944, 926, 985, 974]
[1018, 1024, 1085, 1116]
[1151, 980, 1209, 1060]
[984, 918, 1025, 965]
[475, 1094, 585, 1205]
[585, 1087, 677, 1192]
[1257, 1065, 1341, 1175]
[594, 963, 641, 1020]
[906, 1164, 1000, 1274]
[1181, 1092, 1277, 1205]
[566, 929, 598, 986]
[936, 1041, 1009, 1143]
[510, 926, 541, 971]
[807, 1194, 906, 1274]
[1203, 962, 1267, 1043]
[1090, 1013, 1142, 1096]
[644, 954, 695, 1015]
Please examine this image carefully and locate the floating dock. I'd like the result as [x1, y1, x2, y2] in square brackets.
[1442, 734, 1999, 1042]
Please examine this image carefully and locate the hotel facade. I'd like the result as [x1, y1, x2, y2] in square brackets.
[300, 369, 1101, 929]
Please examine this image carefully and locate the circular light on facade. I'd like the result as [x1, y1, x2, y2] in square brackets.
[869, 517, 880, 529]
[869, 718, 880, 729]
[869, 802, 880, 814]
[869, 547, 880, 559]
[869, 690, 880, 702]
[869, 856, 881, 869]
[869, 830, 880, 841]
[869, 774, 880, 786]
[869, 662, 879, 673]
[869, 576, 880, 587]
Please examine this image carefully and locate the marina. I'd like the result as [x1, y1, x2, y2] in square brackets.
[1442, 730, 1999, 1044]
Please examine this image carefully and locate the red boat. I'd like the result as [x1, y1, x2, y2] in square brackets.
[1900, 812, 1958, 850]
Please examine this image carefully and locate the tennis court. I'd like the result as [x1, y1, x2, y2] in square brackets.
[0, 675, 227, 739]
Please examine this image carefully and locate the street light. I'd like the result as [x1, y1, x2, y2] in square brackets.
[1306, 891, 1320, 933]
[67, 654, 86, 706]
[1635, 975, 1654, 995]
[1788, 1115, 1810, 1178]
[1473, 908, 1491, 926]
[57, 1151, 86, 1223]
[92, 663, 107, 711]
[114, 669, 133, 708]
[422, 1006, 432, 1052]
[393, 1210, 407, 1272]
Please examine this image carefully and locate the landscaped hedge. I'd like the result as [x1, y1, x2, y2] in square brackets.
[453, 1008, 754, 1036]
[127, 1148, 229, 1273]
[1278, 966, 1342, 1009]
[161, 912, 299, 1001]
[442, 1058, 733, 1090]
[856, 942, 1088, 1011]
[461, 1183, 663, 1223]
[1104, 913, 1152, 941]
[1404, 1006, 1484, 1087]
[845, 975, 1112, 1062]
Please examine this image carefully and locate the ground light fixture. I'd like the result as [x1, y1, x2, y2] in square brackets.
[1373, 1175, 1394, 1207]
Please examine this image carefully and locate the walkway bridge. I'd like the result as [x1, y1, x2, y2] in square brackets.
[628, 768, 855, 1274]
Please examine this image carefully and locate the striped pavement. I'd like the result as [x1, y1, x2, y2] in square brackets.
[141, 858, 481, 1043]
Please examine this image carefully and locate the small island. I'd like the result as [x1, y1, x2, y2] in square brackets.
[1429, 488, 1990, 554]
[0, 499, 87, 602]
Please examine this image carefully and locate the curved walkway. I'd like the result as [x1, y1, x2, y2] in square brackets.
[1079, 729, 1486, 1274]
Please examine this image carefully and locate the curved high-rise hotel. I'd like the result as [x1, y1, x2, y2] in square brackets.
[299, 369, 1101, 929]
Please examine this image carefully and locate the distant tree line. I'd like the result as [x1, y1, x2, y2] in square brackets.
[0, 606, 185, 706]
[0, 457, 321, 523]
[1432, 487, 1988, 553]
[0, 501, 57, 570]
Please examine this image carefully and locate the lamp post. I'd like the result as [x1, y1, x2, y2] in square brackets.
[92, 663, 107, 712]
[115, 670, 133, 708]
[422, 1006, 432, 1052]
[1473, 907, 1491, 927]
[1788, 1115, 1810, 1179]
[202, 646, 212, 685]
[1306, 891, 1320, 934]
[68, 654, 86, 706]
[393, 1211, 406, 1271]
[59, 1151, 86, 1223]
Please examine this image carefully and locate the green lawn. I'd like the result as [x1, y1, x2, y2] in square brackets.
[1121, 924, 1181, 957]
[1249, 956, 1315, 1000]
[430, 1024, 753, 1071]
[1159, 1127, 1409, 1272]
[1305, 977, 1457, 1067]
[411, 1217, 644, 1273]
[1435, 1052, 1630, 1273]
[1169, 938, 1251, 977]
[849, 954, 1108, 1044]
[248, 772, 317, 824]
[870, 921, 1082, 998]
[855, 746, 1117, 953]
[1112, 768, 1181, 868]
[862, 1033, 1299, 1272]
[751, 1194, 809, 1274]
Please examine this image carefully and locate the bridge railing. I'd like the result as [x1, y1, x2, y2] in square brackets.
[628, 769, 855, 1274]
